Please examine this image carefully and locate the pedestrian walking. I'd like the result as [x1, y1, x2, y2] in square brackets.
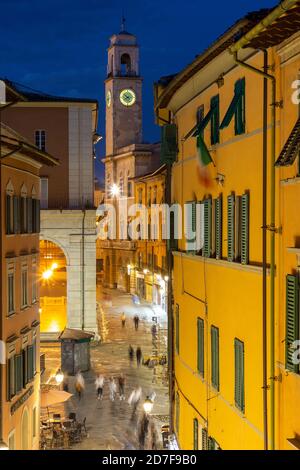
[109, 377, 117, 401]
[118, 374, 126, 400]
[75, 371, 85, 400]
[121, 312, 126, 328]
[128, 386, 142, 413]
[136, 346, 142, 366]
[133, 315, 139, 331]
[128, 345, 134, 363]
[95, 373, 105, 400]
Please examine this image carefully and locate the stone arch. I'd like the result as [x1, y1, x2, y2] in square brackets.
[40, 236, 70, 266]
[21, 406, 29, 450]
[120, 53, 131, 75]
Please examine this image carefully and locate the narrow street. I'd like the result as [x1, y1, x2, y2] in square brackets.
[40, 288, 169, 450]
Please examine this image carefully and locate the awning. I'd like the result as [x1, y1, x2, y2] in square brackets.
[275, 117, 300, 166]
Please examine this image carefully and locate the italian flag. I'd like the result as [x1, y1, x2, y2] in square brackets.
[196, 133, 214, 188]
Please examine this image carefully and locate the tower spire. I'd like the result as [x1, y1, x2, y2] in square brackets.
[121, 10, 126, 32]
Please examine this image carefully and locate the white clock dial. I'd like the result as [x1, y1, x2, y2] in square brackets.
[120, 89, 136, 107]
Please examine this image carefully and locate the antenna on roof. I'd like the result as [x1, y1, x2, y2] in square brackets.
[121, 9, 126, 32]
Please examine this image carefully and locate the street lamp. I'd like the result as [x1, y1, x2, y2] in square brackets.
[111, 183, 120, 197]
[55, 369, 64, 385]
[42, 269, 53, 280]
[143, 396, 154, 414]
[51, 262, 58, 270]
[0, 439, 9, 450]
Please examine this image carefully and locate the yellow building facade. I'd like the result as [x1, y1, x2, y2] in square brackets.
[132, 165, 168, 309]
[155, 3, 300, 450]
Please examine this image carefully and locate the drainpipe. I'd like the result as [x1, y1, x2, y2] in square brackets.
[231, 51, 276, 449]
[165, 161, 174, 434]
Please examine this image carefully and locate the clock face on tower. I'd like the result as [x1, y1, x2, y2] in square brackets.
[120, 89, 136, 107]
[106, 90, 111, 108]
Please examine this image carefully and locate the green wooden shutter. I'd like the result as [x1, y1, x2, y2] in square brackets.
[202, 428, 208, 450]
[22, 348, 28, 387]
[186, 201, 197, 252]
[234, 338, 245, 412]
[170, 211, 178, 252]
[285, 274, 299, 373]
[235, 78, 245, 135]
[211, 326, 219, 390]
[27, 345, 34, 381]
[15, 354, 23, 394]
[7, 358, 13, 400]
[227, 195, 235, 261]
[208, 436, 216, 450]
[13, 196, 20, 234]
[175, 304, 180, 354]
[161, 124, 177, 164]
[27, 198, 33, 233]
[203, 198, 212, 257]
[193, 418, 199, 450]
[241, 193, 249, 265]
[6, 195, 12, 234]
[215, 196, 222, 260]
[210, 95, 220, 145]
[197, 318, 204, 376]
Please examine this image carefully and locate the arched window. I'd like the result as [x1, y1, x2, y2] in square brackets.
[120, 53, 131, 76]
[127, 171, 132, 197]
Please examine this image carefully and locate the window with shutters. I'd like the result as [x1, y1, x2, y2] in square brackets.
[32, 199, 40, 233]
[15, 354, 23, 394]
[161, 124, 177, 164]
[211, 326, 220, 390]
[185, 201, 197, 252]
[6, 194, 14, 235]
[35, 130, 46, 151]
[40, 178, 48, 209]
[175, 304, 180, 354]
[285, 274, 299, 373]
[32, 257, 38, 303]
[215, 196, 222, 260]
[33, 407, 37, 438]
[27, 345, 34, 382]
[21, 268, 28, 309]
[197, 318, 204, 377]
[7, 356, 15, 400]
[27, 197, 33, 233]
[241, 193, 249, 265]
[193, 418, 199, 450]
[22, 347, 28, 388]
[13, 195, 20, 234]
[220, 78, 245, 136]
[234, 338, 245, 412]
[8, 272, 15, 315]
[202, 428, 208, 450]
[203, 198, 212, 257]
[20, 196, 27, 233]
[227, 194, 235, 262]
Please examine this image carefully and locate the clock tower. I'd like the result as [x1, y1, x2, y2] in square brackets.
[105, 24, 143, 156]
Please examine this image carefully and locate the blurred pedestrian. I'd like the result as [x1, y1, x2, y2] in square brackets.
[95, 373, 105, 400]
[109, 377, 117, 401]
[75, 371, 85, 400]
[62, 373, 69, 392]
[128, 386, 142, 413]
[118, 374, 126, 400]
[128, 345, 134, 363]
[136, 346, 142, 366]
[133, 315, 139, 331]
[121, 312, 126, 328]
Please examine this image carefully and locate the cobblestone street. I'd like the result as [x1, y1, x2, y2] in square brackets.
[40, 288, 169, 450]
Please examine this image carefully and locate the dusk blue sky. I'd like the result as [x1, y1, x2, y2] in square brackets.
[1, 0, 276, 181]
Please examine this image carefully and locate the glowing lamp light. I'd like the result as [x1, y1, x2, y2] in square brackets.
[42, 270, 53, 280]
[143, 397, 154, 414]
[143, 269, 149, 275]
[164, 275, 169, 282]
[127, 264, 132, 275]
[49, 321, 59, 333]
[55, 369, 64, 385]
[51, 262, 58, 270]
[39, 308, 42, 314]
[156, 274, 162, 281]
[111, 184, 120, 197]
